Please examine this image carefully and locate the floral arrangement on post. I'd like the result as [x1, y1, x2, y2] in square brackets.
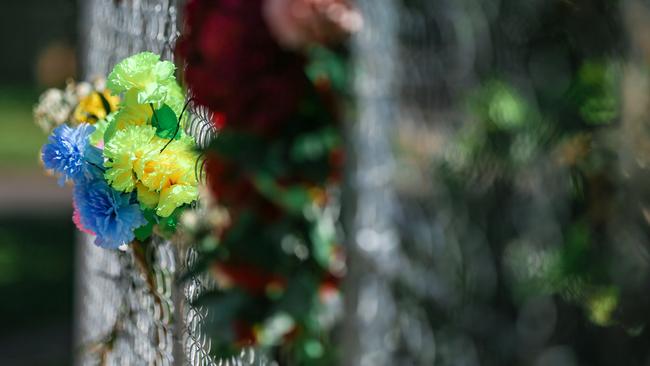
[36, 52, 201, 249]
[177, 0, 360, 363]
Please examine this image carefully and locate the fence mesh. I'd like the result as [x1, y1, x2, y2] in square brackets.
[77, 1, 209, 365]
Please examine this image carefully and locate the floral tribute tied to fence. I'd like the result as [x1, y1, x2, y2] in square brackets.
[38, 53, 200, 250]
[175, 0, 361, 364]
[33, 53, 196, 365]
[34, 0, 361, 364]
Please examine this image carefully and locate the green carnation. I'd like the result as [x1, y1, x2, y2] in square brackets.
[107, 52, 176, 106]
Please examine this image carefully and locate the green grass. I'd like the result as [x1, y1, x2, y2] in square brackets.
[0, 86, 47, 171]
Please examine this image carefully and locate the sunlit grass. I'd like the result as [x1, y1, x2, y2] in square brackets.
[0, 86, 46, 170]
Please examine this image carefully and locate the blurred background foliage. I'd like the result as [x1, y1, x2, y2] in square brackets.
[385, 0, 650, 365]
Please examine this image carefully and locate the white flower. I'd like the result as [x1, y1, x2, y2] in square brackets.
[33, 88, 74, 133]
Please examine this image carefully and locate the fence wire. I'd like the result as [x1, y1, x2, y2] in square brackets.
[76, 1, 219, 365]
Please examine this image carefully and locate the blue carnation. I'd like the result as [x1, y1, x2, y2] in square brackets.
[41, 124, 103, 185]
[74, 180, 147, 249]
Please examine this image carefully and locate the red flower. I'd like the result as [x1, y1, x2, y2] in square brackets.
[205, 156, 256, 208]
[177, 0, 308, 135]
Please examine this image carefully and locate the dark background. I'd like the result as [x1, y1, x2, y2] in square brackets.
[0, 1, 77, 365]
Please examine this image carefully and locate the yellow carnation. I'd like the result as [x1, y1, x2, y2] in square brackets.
[103, 125, 162, 192]
[136, 182, 160, 209]
[136, 137, 199, 217]
[112, 90, 154, 130]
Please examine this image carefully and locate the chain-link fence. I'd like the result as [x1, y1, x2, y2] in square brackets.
[74, 0, 650, 365]
[77, 1, 194, 365]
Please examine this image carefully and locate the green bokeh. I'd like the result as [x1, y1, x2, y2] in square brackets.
[0, 87, 45, 170]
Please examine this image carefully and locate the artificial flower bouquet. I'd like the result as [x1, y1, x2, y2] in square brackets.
[175, 0, 355, 362]
[38, 52, 200, 249]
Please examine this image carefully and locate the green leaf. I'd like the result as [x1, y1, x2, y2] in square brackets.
[472, 81, 528, 131]
[559, 222, 592, 277]
[89, 117, 110, 146]
[304, 339, 325, 359]
[134, 223, 153, 241]
[103, 114, 118, 143]
[158, 207, 181, 236]
[290, 127, 340, 162]
[306, 45, 348, 93]
[310, 213, 337, 269]
[151, 104, 179, 139]
[134, 209, 156, 241]
[253, 173, 310, 214]
[570, 61, 620, 125]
